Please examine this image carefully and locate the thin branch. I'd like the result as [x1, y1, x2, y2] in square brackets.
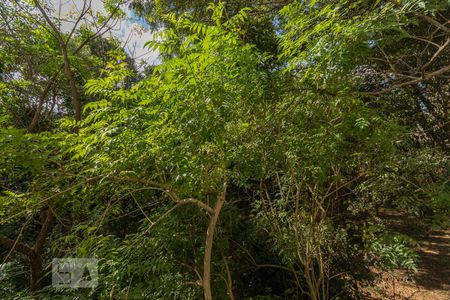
[116, 176, 213, 214]
[33, 0, 63, 41]
[422, 37, 449, 70]
[28, 1, 124, 132]
[1, 175, 105, 224]
[33, 201, 55, 254]
[421, 15, 450, 34]
[407, 35, 440, 48]
[0, 235, 33, 257]
[1, 217, 33, 264]
[366, 63, 450, 95]
[222, 255, 234, 300]
[66, 0, 91, 44]
[203, 183, 227, 300]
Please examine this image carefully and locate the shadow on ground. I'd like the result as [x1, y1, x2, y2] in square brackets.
[365, 208, 449, 300]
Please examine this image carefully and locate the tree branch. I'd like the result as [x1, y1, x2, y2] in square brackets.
[28, 1, 124, 132]
[0, 235, 33, 257]
[203, 183, 227, 300]
[366, 64, 450, 95]
[33, 201, 55, 254]
[33, 0, 81, 122]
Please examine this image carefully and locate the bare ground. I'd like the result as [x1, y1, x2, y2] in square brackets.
[364, 209, 450, 300]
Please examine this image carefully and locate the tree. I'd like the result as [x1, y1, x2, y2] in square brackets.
[1, 1, 449, 299]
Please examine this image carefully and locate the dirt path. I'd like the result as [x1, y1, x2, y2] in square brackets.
[367, 209, 450, 299]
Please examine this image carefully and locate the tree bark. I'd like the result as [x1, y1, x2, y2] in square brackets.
[28, 250, 43, 291]
[27, 1, 122, 132]
[28, 74, 59, 133]
[60, 44, 81, 122]
[33, 0, 81, 124]
[203, 184, 227, 300]
[0, 203, 54, 291]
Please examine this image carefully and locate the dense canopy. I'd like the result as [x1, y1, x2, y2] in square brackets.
[1, 0, 449, 299]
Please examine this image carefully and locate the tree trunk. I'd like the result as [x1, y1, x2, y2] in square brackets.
[33, 0, 81, 125]
[0, 204, 54, 291]
[203, 184, 227, 300]
[28, 75, 58, 133]
[29, 250, 43, 291]
[60, 44, 81, 122]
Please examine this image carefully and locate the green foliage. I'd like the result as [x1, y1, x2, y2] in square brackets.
[1, 1, 449, 299]
[279, 0, 382, 86]
[367, 233, 419, 271]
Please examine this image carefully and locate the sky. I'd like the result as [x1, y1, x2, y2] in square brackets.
[51, 0, 158, 67]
